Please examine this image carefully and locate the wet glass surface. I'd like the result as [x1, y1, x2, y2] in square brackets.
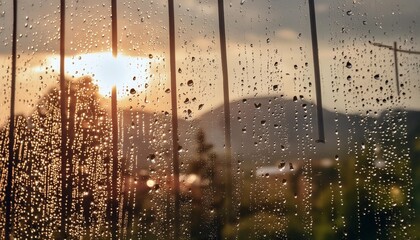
[0, 0, 419, 239]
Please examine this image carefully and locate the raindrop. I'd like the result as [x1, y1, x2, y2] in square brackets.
[187, 80, 194, 86]
[346, 61, 352, 69]
[254, 103, 262, 109]
[347, 75, 352, 81]
[279, 161, 286, 169]
[289, 163, 294, 170]
[374, 74, 380, 80]
[147, 154, 156, 161]
[178, 68, 182, 73]
[130, 88, 136, 94]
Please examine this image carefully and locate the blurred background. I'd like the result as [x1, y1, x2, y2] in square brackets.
[0, 0, 419, 239]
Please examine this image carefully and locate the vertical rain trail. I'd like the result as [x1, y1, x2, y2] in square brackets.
[167, 0, 181, 239]
[393, 42, 400, 96]
[59, 0, 68, 237]
[111, 87, 119, 239]
[5, 0, 18, 239]
[111, 0, 119, 238]
[217, 0, 234, 227]
[308, 0, 325, 143]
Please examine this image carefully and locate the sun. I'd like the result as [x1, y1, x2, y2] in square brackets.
[46, 52, 151, 98]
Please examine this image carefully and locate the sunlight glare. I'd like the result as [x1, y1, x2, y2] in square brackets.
[44, 52, 151, 98]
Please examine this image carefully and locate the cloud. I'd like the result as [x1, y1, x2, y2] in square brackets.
[1, 0, 419, 121]
[276, 29, 299, 41]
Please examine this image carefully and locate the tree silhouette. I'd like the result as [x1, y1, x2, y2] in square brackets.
[185, 128, 224, 239]
[0, 77, 115, 239]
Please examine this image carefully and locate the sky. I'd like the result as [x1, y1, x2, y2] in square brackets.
[0, 0, 420, 125]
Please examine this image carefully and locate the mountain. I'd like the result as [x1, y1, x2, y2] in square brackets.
[120, 95, 420, 169]
[2, 79, 419, 170]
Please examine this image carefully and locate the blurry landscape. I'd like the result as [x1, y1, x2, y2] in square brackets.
[0, 76, 419, 239]
[1, 0, 420, 238]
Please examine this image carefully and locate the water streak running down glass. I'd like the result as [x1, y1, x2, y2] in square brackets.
[0, 0, 419, 239]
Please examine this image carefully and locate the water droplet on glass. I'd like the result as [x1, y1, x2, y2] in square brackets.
[279, 161, 286, 169]
[346, 61, 352, 69]
[287, 163, 294, 171]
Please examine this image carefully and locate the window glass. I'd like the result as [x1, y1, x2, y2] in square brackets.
[0, 0, 419, 239]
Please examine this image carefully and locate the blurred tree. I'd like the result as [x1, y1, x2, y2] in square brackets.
[0, 77, 114, 239]
[187, 128, 224, 240]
